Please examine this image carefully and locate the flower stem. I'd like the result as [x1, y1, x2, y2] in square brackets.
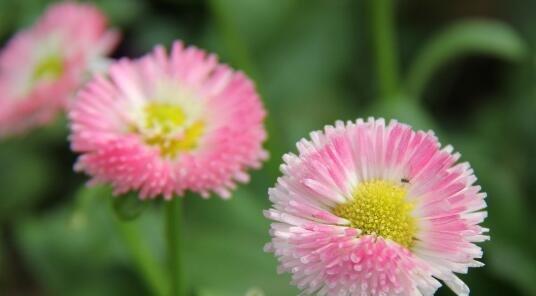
[116, 219, 168, 296]
[91, 185, 166, 296]
[165, 198, 184, 296]
[370, 0, 399, 101]
[208, 0, 260, 81]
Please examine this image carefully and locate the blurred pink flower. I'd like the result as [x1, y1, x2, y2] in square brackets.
[69, 41, 267, 199]
[0, 2, 119, 136]
[265, 118, 488, 296]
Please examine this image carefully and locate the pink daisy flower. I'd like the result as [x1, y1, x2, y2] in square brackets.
[69, 41, 267, 199]
[265, 118, 488, 296]
[0, 2, 119, 136]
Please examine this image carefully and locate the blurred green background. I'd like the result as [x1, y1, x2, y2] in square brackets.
[0, 0, 535, 295]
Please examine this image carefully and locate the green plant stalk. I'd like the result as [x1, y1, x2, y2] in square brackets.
[370, 0, 400, 101]
[116, 218, 168, 296]
[88, 185, 167, 296]
[208, 0, 260, 81]
[165, 198, 184, 296]
[207, 0, 292, 186]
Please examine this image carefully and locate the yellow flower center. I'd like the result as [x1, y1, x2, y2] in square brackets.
[332, 180, 417, 248]
[33, 55, 64, 81]
[142, 102, 204, 158]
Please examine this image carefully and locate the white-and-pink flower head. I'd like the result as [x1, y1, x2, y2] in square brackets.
[0, 2, 119, 136]
[69, 41, 267, 199]
[265, 118, 488, 296]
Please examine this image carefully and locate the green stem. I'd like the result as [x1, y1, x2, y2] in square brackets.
[370, 0, 400, 101]
[83, 185, 167, 296]
[116, 219, 168, 296]
[208, 0, 260, 81]
[165, 198, 184, 296]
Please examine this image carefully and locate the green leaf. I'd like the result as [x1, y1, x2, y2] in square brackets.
[182, 188, 297, 295]
[16, 185, 167, 296]
[74, 186, 167, 296]
[405, 19, 528, 99]
[0, 142, 54, 220]
[368, 98, 437, 132]
[15, 187, 147, 296]
[487, 241, 536, 296]
[91, 0, 146, 27]
[112, 192, 147, 221]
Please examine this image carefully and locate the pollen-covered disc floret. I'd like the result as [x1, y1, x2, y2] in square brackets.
[265, 118, 488, 296]
[0, 2, 119, 136]
[69, 41, 267, 199]
[333, 180, 416, 249]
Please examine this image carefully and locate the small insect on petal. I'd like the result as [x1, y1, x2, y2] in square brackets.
[265, 118, 488, 296]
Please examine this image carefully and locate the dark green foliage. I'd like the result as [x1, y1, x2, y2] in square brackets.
[0, 0, 535, 295]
